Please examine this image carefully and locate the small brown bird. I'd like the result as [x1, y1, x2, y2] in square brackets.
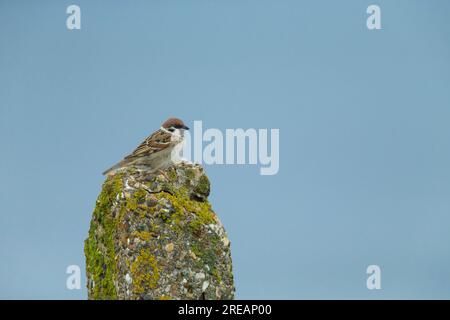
[103, 118, 189, 176]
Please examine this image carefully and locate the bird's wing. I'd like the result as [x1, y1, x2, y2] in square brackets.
[124, 129, 174, 160]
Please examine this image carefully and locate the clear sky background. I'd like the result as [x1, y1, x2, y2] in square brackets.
[1, 0, 450, 299]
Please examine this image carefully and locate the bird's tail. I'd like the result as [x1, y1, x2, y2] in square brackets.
[102, 160, 129, 176]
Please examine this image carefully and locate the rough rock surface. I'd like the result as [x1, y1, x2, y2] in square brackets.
[84, 163, 235, 300]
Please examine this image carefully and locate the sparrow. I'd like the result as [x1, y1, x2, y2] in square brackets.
[103, 117, 190, 176]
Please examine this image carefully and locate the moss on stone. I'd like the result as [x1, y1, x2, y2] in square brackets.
[212, 268, 223, 284]
[130, 249, 160, 294]
[167, 168, 178, 181]
[125, 197, 138, 212]
[132, 230, 152, 242]
[125, 188, 151, 218]
[190, 234, 222, 284]
[84, 173, 124, 299]
[153, 185, 214, 233]
[194, 175, 210, 197]
[188, 202, 214, 232]
[190, 243, 202, 257]
[185, 168, 196, 180]
[134, 188, 147, 204]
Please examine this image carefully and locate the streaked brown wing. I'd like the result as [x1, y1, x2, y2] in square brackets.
[124, 129, 173, 160]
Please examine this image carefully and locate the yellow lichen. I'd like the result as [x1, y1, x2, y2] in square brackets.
[132, 230, 153, 242]
[133, 188, 147, 203]
[84, 173, 124, 299]
[130, 249, 160, 294]
[153, 186, 214, 232]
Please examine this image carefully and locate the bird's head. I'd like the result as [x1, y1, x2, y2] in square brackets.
[162, 117, 189, 137]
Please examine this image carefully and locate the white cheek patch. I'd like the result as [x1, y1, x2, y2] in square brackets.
[170, 129, 183, 142]
[170, 141, 184, 164]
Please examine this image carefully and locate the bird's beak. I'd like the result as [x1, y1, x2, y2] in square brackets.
[183, 125, 190, 130]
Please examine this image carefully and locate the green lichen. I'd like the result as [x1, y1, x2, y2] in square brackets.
[126, 196, 138, 211]
[185, 168, 196, 181]
[190, 243, 202, 257]
[167, 168, 178, 181]
[212, 268, 222, 284]
[134, 188, 147, 203]
[132, 230, 153, 242]
[190, 235, 222, 284]
[130, 249, 160, 294]
[194, 175, 210, 197]
[84, 173, 124, 300]
[153, 185, 214, 232]
[188, 202, 214, 232]
[126, 188, 151, 218]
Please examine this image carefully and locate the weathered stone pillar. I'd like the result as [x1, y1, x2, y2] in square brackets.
[84, 163, 235, 300]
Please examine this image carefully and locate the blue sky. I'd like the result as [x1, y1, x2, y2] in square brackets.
[1, 0, 450, 299]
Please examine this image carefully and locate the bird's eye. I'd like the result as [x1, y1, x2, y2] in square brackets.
[168, 127, 175, 132]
